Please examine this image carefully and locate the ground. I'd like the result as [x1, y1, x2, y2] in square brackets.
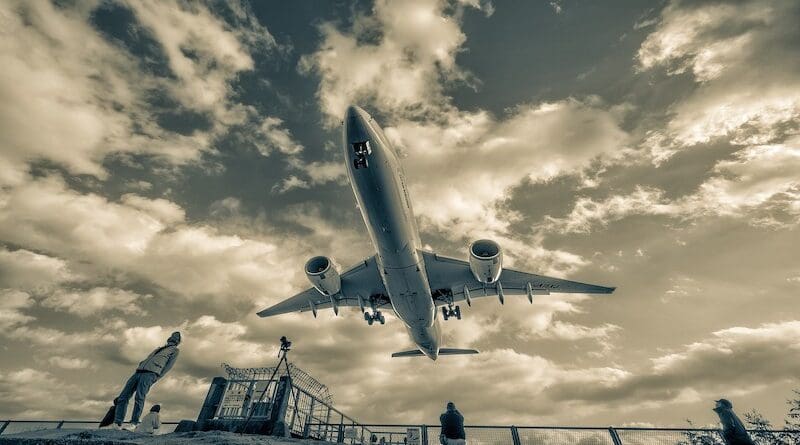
[0, 429, 338, 445]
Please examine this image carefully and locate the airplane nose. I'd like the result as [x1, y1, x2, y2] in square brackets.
[345, 105, 363, 123]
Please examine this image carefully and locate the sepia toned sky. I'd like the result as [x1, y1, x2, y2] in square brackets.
[1, 0, 799, 428]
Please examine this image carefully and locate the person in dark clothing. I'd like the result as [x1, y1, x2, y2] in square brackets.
[113, 331, 181, 429]
[439, 401, 466, 445]
[99, 398, 119, 427]
[713, 399, 756, 445]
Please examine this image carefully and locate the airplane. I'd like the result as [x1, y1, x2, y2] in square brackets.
[257, 105, 615, 360]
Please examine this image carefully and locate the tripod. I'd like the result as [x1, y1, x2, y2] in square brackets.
[239, 337, 295, 435]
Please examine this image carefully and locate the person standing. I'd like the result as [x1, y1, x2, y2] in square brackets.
[439, 401, 466, 445]
[713, 398, 756, 445]
[113, 332, 181, 429]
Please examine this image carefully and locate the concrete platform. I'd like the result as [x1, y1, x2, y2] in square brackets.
[0, 428, 338, 445]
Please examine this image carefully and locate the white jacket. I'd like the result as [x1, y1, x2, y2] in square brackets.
[135, 412, 160, 434]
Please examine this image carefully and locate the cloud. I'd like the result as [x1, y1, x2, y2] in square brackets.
[0, 248, 75, 292]
[638, 0, 800, 161]
[545, 321, 800, 406]
[42, 287, 152, 317]
[253, 117, 305, 156]
[545, 138, 800, 233]
[300, 0, 489, 124]
[0, 289, 35, 330]
[0, 0, 282, 183]
[48, 356, 93, 370]
[0, 175, 306, 307]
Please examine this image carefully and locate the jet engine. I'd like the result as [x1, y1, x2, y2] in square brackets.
[468, 239, 503, 283]
[305, 256, 341, 296]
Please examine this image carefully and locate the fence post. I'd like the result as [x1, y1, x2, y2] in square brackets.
[0, 421, 9, 435]
[56, 421, 65, 429]
[422, 424, 428, 445]
[337, 421, 344, 443]
[511, 426, 522, 445]
[608, 427, 623, 445]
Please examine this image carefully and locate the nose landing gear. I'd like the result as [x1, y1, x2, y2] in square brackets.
[352, 141, 371, 170]
[365, 310, 385, 325]
[442, 304, 461, 321]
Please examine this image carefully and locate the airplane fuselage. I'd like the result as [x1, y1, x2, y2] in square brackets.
[343, 106, 442, 359]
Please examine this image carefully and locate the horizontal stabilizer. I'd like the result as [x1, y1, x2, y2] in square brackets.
[391, 348, 480, 358]
[391, 349, 425, 358]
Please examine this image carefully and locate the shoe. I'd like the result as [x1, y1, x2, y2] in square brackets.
[123, 423, 138, 432]
[111, 424, 123, 430]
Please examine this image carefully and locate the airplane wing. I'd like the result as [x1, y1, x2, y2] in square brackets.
[257, 255, 389, 317]
[420, 250, 614, 306]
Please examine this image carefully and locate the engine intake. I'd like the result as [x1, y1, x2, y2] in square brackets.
[469, 239, 503, 283]
[305, 256, 341, 296]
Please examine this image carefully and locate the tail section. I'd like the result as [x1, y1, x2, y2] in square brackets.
[391, 348, 479, 358]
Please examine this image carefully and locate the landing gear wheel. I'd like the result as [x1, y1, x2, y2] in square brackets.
[442, 306, 449, 321]
[379, 314, 385, 325]
[367, 317, 374, 326]
[455, 306, 462, 320]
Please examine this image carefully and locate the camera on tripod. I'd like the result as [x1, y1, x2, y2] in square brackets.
[279, 336, 292, 351]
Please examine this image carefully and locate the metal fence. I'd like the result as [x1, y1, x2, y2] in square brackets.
[2, 420, 799, 444]
[304, 424, 800, 445]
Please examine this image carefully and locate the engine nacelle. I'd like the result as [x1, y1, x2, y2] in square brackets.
[469, 239, 503, 283]
[305, 256, 341, 296]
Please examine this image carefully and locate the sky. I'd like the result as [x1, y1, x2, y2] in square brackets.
[1, 0, 799, 429]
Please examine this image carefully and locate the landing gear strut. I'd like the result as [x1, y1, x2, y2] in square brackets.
[365, 310, 385, 325]
[442, 304, 461, 321]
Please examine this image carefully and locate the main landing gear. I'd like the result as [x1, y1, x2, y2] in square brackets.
[442, 304, 461, 321]
[365, 310, 385, 325]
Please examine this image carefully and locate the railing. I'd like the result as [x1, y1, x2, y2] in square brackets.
[303, 423, 800, 445]
[0, 420, 181, 436]
[3, 420, 799, 444]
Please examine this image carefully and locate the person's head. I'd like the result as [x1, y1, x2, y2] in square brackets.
[446, 401, 456, 411]
[167, 331, 181, 346]
[150, 404, 161, 413]
[714, 398, 733, 412]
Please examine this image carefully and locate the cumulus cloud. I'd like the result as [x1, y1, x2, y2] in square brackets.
[48, 356, 93, 370]
[545, 138, 800, 233]
[42, 287, 152, 317]
[0, 248, 75, 292]
[0, 289, 35, 330]
[300, 0, 489, 124]
[545, 321, 800, 406]
[0, 0, 286, 184]
[0, 175, 306, 307]
[638, 0, 800, 161]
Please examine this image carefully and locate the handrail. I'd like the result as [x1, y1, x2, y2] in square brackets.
[302, 422, 800, 433]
